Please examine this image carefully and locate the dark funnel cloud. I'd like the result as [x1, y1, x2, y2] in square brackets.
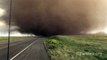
[11, 0, 107, 36]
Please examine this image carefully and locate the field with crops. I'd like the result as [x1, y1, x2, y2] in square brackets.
[45, 35, 107, 60]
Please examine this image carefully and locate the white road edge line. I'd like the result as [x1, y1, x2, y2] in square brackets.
[10, 40, 38, 60]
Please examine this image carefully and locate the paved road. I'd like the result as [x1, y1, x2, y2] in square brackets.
[0, 37, 49, 60]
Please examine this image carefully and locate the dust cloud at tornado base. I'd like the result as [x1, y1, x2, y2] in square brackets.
[11, 0, 107, 36]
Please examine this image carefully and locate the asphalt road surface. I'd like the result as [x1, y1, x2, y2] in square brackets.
[0, 37, 50, 60]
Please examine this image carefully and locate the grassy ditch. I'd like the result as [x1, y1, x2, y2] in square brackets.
[45, 35, 107, 60]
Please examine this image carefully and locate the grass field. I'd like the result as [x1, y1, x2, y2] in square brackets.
[45, 35, 107, 60]
[0, 36, 34, 41]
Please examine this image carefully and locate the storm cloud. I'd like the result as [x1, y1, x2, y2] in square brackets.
[11, 0, 107, 36]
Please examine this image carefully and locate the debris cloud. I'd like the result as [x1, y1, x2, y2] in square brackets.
[11, 0, 107, 36]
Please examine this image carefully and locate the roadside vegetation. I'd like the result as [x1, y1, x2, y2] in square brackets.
[0, 36, 35, 41]
[45, 35, 107, 60]
[0, 37, 8, 41]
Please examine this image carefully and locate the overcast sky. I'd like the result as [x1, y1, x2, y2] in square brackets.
[0, 0, 8, 36]
[0, 0, 33, 36]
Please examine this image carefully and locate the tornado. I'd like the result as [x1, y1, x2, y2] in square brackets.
[11, 0, 107, 36]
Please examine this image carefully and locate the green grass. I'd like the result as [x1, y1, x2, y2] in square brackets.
[45, 35, 107, 60]
[0, 36, 34, 41]
[0, 37, 8, 41]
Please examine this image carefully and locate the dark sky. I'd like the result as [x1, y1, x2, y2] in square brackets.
[11, 0, 107, 36]
[0, 0, 107, 36]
